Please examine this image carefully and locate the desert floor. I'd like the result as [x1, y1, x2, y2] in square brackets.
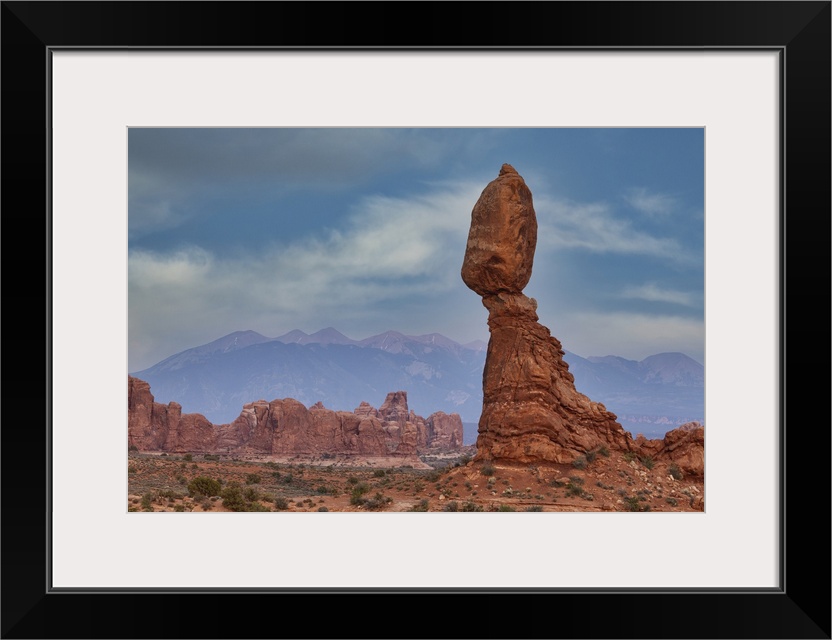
[128, 447, 703, 513]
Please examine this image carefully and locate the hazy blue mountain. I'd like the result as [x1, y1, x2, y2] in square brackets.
[131, 330, 704, 443]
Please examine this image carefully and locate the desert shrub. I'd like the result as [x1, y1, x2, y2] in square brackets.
[220, 483, 249, 511]
[623, 452, 637, 463]
[317, 506, 329, 512]
[460, 501, 483, 512]
[158, 489, 183, 500]
[666, 497, 679, 507]
[525, 506, 543, 512]
[128, 464, 137, 474]
[443, 501, 459, 512]
[624, 496, 642, 512]
[141, 492, 154, 511]
[497, 504, 516, 512]
[481, 463, 495, 477]
[316, 485, 333, 495]
[160, 452, 168, 457]
[188, 476, 221, 498]
[460, 454, 472, 465]
[183, 454, 193, 462]
[274, 497, 289, 510]
[566, 484, 584, 497]
[640, 456, 655, 470]
[668, 463, 684, 480]
[585, 449, 597, 463]
[243, 487, 260, 502]
[347, 476, 359, 485]
[598, 445, 610, 457]
[245, 473, 261, 485]
[372, 469, 386, 478]
[203, 454, 220, 461]
[248, 502, 271, 512]
[569, 476, 584, 486]
[426, 470, 441, 482]
[350, 483, 370, 506]
[364, 492, 391, 511]
[409, 499, 430, 512]
[572, 456, 588, 470]
[128, 444, 139, 453]
[172, 504, 185, 512]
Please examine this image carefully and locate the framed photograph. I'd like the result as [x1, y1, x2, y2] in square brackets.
[3, 2, 829, 638]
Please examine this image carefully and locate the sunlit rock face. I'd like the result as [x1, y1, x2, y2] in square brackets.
[462, 164, 633, 464]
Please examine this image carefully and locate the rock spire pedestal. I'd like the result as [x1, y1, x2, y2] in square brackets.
[462, 164, 633, 464]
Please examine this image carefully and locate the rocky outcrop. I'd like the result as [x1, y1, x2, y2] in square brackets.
[462, 165, 634, 464]
[635, 422, 705, 477]
[128, 377, 462, 458]
[128, 376, 216, 452]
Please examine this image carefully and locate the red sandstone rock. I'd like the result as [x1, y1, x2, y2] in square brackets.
[128, 377, 462, 458]
[636, 422, 704, 477]
[461, 163, 538, 296]
[462, 166, 635, 464]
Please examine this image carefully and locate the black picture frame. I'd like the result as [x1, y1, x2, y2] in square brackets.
[2, 2, 829, 638]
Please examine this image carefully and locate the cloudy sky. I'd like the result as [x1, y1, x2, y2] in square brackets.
[128, 128, 704, 372]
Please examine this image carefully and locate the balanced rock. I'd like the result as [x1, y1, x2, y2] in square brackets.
[462, 165, 633, 464]
[461, 164, 538, 296]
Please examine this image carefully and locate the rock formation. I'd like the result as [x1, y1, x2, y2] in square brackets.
[634, 421, 705, 477]
[128, 376, 462, 458]
[462, 164, 634, 464]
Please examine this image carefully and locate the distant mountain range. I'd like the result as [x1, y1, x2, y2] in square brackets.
[131, 328, 704, 443]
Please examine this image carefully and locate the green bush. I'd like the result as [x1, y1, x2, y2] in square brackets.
[443, 501, 459, 512]
[460, 501, 483, 512]
[640, 456, 655, 470]
[187, 476, 222, 498]
[274, 497, 289, 511]
[245, 473, 261, 485]
[141, 492, 154, 511]
[128, 444, 139, 453]
[203, 454, 220, 461]
[409, 499, 430, 512]
[666, 497, 679, 507]
[183, 453, 193, 462]
[497, 504, 516, 512]
[525, 506, 543, 512]
[317, 506, 329, 512]
[173, 504, 185, 512]
[128, 464, 137, 474]
[220, 483, 249, 511]
[372, 469, 386, 478]
[481, 463, 495, 477]
[598, 445, 610, 457]
[668, 463, 684, 480]
[624, 496, 642, 512]
[350, 483, 370, 506]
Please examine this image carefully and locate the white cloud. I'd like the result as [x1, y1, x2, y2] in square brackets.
[129, 181, 485, 370]
[535, 195, 694, 264]
[619, 283, 699, 307]
[624, 187, 677, 216]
